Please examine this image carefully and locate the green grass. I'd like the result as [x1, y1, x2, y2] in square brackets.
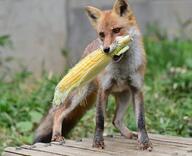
[0, 72, 59, 153]
[0, 35, 192, 153]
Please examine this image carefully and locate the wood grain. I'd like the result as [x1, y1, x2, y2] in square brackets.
[2, 134, 192, 156]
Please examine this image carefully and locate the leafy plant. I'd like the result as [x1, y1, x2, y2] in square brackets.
[0, 35, 11, 47]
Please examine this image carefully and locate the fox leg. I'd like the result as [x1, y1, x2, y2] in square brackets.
[131, 87, 152, 150]
[51, 82, 98, 142]
[52, 105, 66, 142]
[113, 91, 138, 139]
[52, 100, 83, 142]
[51, 94, 86, 142]
[92, 88, 108, 149]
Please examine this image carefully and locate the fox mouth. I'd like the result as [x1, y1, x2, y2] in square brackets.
[113, 53, 125, 62]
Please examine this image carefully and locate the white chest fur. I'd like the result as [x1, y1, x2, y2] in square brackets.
[99, 27, 145, 92]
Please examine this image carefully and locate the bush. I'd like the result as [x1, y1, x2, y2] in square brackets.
[0, 71, 59, 152]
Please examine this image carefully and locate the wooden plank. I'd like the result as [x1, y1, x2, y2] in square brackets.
[74, 136, 192, 156]
[51, 142, 117, 155]
[2, 152, 24, 156]
[108, 135, 192, 149]
[103, 135, 192, 155]
[57, 139, 164, 155]
[52, 141, 151, 156]
[3, 134, 192, 156]
[149, 134, 192, 145]
[58, 139, 168, 156]
[78, 138, 174, 156]
[113, 134, 192, 146]
[21, 143, 112, 156]
[3, 147, 58, 156]
[102, 134, 191, 150]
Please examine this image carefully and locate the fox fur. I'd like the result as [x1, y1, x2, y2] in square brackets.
[34, 0, 152, 150]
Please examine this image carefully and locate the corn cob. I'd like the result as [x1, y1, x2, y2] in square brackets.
[53, 35, 132, 106]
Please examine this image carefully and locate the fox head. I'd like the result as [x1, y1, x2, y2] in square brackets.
[85, 0, 135, 53]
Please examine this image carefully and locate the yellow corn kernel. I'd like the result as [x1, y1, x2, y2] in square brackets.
[53, 35, 131, 106]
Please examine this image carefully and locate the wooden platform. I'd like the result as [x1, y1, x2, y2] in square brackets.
[3, 134, 192, 156]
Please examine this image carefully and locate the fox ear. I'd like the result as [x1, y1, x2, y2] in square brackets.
[85, 6, 102, 28]
[113, 0, 128, 16]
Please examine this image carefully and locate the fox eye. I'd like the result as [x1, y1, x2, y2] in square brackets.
[99, 32, 105, 38]
[112, 27, 121, 34]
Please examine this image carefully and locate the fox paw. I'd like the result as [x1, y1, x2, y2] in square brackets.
[123, 131, 138, 140]
[92, 138, 105, 149]
[137, 140, 153, 151]
[51, 135, 65, 143]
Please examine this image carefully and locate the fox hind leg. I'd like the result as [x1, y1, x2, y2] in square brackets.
[52, 82, 98, 142]
[52, 106, 66, 142]
[113, 91, 138, 139]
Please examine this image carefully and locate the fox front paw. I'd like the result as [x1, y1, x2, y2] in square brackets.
[51, 134, 65, 143]
[136, 131, 153, 151]
[92, 138, 105, 149]
[137, 140, 153, 151]
[137, 133, 152, 151]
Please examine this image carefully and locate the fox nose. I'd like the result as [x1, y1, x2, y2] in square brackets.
[103, 47, 110, 53]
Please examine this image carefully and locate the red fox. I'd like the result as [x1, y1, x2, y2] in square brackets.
[34, 0, 152, 150]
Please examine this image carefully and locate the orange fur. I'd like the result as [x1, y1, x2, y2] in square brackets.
[34, 1, 151, 150]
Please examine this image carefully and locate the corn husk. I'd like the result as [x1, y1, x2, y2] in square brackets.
[53, 35, 132, 105]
